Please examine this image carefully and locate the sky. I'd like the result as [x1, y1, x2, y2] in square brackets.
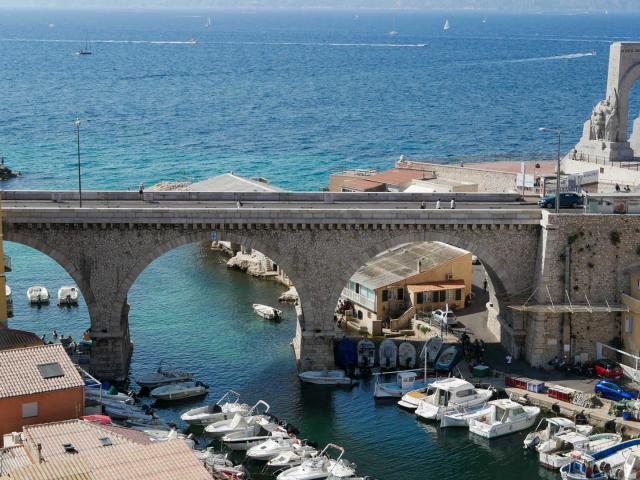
[0, 0, 636, 11]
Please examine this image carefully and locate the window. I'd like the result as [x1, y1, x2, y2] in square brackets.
[455, 289, 462, 301]
[446, 289, 456, 301]
[37, 363, 64, 379]
[21, 402, 38, 418]
[355, 283, 360, 294]
[367, 311, 371, 319]
[382, 290, 389, 302]
[397, 288, 404, 301]
[357, 310, 363, 320]
[416, 292, 424, 304]
[637, 278, 640, 290]
[626, 316, 633, 334]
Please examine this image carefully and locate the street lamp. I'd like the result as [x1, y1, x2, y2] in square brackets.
[74, 118, 82, 208]
[538, 127, 561, 214]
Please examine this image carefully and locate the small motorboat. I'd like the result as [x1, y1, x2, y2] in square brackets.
[537, 432, 621, 470]
[277, 443, 355, 480]
[195, 449, 247, 479]
[439, 402, 493, 428]
[267, 446, 319, 469]
[135, 427, 196, 449]
[423, 336, 443, 364]
[415, 378, 493, 421]
[6, 284, 12, 315]
[398, 342, 417, 369]
[468, 399, 540, 439]
[85, 386, 135, 405]
[560, 439, 640, 480]
[357, 339, 375, 369]
[181, 389, 250, 426]
[57, 285, 79, 305]
[150, 381, 208, 401]
[379, 339, 397, 369]
[434, 345, 459, 371]
[204, 400, 270, 437]
[397, 387, 429, 410]
[222, 421, 290, 451]
[298, 369, 352, 386]
[247, 436, 300, 460]
[103, 403, 155, 424]
[374, 371, 430, 399]
[253, 303, 282, 320]
[524, 417, 593, 450]
[27, 285, 50, 304]
[136, 361, 193, 388]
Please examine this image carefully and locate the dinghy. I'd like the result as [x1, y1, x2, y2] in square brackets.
[253, 303, 282, 320]
[181, 389, 250, 426]
[379, 339, 397, 369]
[469, 399, 540, 439]
[57, 285, 79, 305]
[150, 381, 208, 401]
[27, 285, 50, 304]
[277, 444, 356, 480]
[136, 361, 193, 388]
[524, 417, 593, 450]
[414, 377, 493, 421]
[357, 339, 375, 369]
[440, 402, 493, 428]
[435, 345, 459, 371]
[298, 369, 352, 386]
[204, 400, 270, 437]
[374, 371, 430, 399]
[398, 342, 417, 369]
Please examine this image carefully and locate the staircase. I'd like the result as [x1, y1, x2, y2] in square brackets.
[390, 306, 416, 331]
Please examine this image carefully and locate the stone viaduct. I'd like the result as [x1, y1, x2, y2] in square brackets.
[2, 190, 638, 379]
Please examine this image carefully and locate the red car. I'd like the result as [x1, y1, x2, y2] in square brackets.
[593, 359, 624, 379]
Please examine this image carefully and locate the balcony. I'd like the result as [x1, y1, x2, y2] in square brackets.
[623, 292, 640, 313]
[3, 255, 10, 272]
[341, 288, 375, 311]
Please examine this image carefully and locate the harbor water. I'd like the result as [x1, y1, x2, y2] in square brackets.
[1, 9, 638, 479]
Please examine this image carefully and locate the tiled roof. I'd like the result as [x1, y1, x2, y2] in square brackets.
[407, 279, 466, 293]
[0, 445, 31, 476]
[367, 168, 431, 186]
[185, 173, 284, 192]
[0, 329, 44, 351]
[341, 178, 385, 192]
[0, 345, 83, 400]
[1, 455, 94, 480]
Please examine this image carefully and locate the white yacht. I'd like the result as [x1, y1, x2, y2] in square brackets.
[524, 417, 593, 450]
[27, 286, 50, 304]
[469, 399, 540, 439]
[277, 444, 355, 480]
[247, 436, 300, 460]
[253, 303, 282, 320]
[204, 400, 270, 437]
[181, 389, 250, 426]
[57, 285, 79, 305]
[414, 378, 493, 421]
[150, 381, 208, 401]
[136, 361, 193, 388]
[298, 369, 352, 386]
[267, 446, 319, 469]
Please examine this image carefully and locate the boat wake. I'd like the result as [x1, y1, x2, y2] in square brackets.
[506, 51, 596, 63]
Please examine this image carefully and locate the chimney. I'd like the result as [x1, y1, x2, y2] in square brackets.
[417, 259, 422, 274]
[36, 443, 43, 464]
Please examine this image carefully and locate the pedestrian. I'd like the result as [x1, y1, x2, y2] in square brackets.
[450, 198, 456, 209]
[52, 329, 58, 339]
[460, 161, 464, 168]
[420, 201, 426, 210]
[40, 333, 46, 342]
[615, 183, 621, 192]
[625, 185, 632, 192]
[236, 200, 241, 209]
[436, 199, 441, 209]
[483, 279, 488, 292]
[138, 182, 144, 200]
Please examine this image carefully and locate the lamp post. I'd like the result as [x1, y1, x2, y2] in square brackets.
[74, 118, 82, 208]
[538, 127, 561, 214]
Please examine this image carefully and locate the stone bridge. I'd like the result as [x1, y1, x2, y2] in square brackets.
[0, 190, 562, 379]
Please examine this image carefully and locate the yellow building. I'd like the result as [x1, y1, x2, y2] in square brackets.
[341, 242, 472, 334]
[622, 270, 640, 355]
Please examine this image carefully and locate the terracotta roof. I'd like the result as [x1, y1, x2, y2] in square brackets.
[407, 279, 466, 293]
[342, 178, 384, 191]
[0, 445, 31, 475]
[0, 345, 83, 400]
[0, 329, 44, 351]
[367, 168, 431, 186]
[1, 455, 94, 480]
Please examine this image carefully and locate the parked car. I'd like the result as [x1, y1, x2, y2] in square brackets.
[593, 359, 624, 379]
[472, 255, 481, 265]
[432, 309, 456, 326]
[595, 380, 638, 401]
[537, 192, 583, 209]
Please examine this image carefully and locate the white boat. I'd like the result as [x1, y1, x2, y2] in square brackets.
[27, 286, 50, 304]
[538, 432, 621, 470]
[277, 444, 355, 480]
[524, 417, 593, 450]
[150, 381, 208, 401]
[415, 377, 493, 421]
[357, 339, 375, 369]
[136, 361, 193, 388]
[398, 342, 417, 368]
[181, 389, 250, 426]
[204, 400, 270, 437]
[57, 285, 79, 305]
[443, 19, 450, 31]
[247, 436, 301, 460]
[469, 399, 540, 439]
[85, 386, 135, 405]
[195, 449, 246, 479]
[267, 446, 319, 469]
[6, 284, 12, 314]
[205, 16, 212, 27]
[435, 345, 459, 370]
[379, 339, 397, 369]
[423, 336, 443, 363]
[137, 427, 196, 449]
[560, 439, 640, 480]
[223, 422, 290, 451]
[440, 402, 493, 428]
[374, 371, 430, 399]
[298, 369, 352, 386]
[253, 303, 282, 320]
[103, 403, 154, 423]
[398, 386, 429, 410]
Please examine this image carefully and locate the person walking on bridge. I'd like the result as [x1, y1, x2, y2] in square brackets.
[450, 199, 456, 209]
[436, 199, 441, 209]
[420, 201, 426, 209]
[138, 183, 144, 200]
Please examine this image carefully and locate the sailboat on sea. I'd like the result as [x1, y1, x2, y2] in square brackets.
[205, 16, 212, 27]
[388, 16, 398, 36]
[443, 19, 450, 31]
[77, 37, 92, 55]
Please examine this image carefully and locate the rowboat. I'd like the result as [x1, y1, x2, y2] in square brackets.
[298, 370, 352, 386]
[150, 381, 208, 401]
[27, 286, 50, 304]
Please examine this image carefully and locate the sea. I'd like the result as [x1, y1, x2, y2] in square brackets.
[1, 8, 639, 479]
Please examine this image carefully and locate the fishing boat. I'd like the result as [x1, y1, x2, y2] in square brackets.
[524, 417, 593, 449]
[379, 339, 397, 369]
[27, 286, 50, 304]
[136, 361, 193, 388]
[204, 400, 271, 437]
[222, 422, 290, 451]
[253, 303, 282, 320]
[357, 339, 375, 369]
[435, 345, 459, 371]
[468, 399, 540, 439]
[443, 19, 450, 31]
[538, 432, 621, 470]
[150, 381, 208, 401]
[374, 371, 429, 399]
[267, 446, 319, 469]
[277, 444, 355, 480]
[414, 377, 493, 421]
[181, 389, 250, 426]
[560, 439, 640, 479]
[57, 286, 79, 305]
[298, 369, 352, 386]
[439, 402, 493, 428]
[398, 342, 417, 368]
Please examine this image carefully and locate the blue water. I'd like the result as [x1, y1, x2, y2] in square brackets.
[1, 9, 638, 479]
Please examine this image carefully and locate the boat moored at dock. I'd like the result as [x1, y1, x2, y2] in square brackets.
[374, 370, 430, 399]
[136, 361, 193, 388]
[57, 285, 78, 305]
[468, 399, 540, 439]
[27, 285, 50, 304]
[181, 389, 250, 425]
[414, 378, 493, 421]
[204, 400, 271, 437]
[276, 443, 355, 480]
[150, 381, 208, 401]
[298, 369, 352, 386]
[253, 303, 282, 320]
